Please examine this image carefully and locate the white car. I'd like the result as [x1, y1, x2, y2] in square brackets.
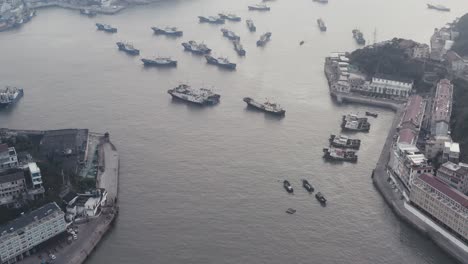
[73, 234, 78, 240]
[50, 254, 56, 260]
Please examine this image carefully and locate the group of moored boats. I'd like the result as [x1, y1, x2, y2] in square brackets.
[322, 112, 377, 163]
[283, 180, 327, 205]
[167, 84, 285, 116]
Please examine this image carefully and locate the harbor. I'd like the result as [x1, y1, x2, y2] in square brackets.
[1, 0, 467, 263]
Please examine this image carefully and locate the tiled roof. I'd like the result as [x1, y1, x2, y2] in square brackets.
[402, 95, 424, 127]
[0, 170, 24, 184]
[0, 143, 8, 153]
[398, 128, 416, 144]
[419, 174, 468, 208]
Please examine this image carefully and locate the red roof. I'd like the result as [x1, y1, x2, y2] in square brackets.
[418, 173, 468, 208]
[398, 128, 416, 144]
[432, 79, 452, 123]
[0, 144, 8, 153]
[402, 95, 424, 127]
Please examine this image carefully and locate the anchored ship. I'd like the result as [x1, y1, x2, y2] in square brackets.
[248, 4, 270, 11]
[352, 29, 366, 45]
[205, 55, 236, 69]
[221, 28, 240, 41]
[182, 41, 212, 54]
[256, 32, 272, 46]
[317, 18, 327, 31]
[151, 26, 183, 36]
[198, 16, 225, 24]
[141, 57, 177, 67]
[246, 19, 256, 32]
[283, 180, 294, 193]
[315, 192, 327, 204]
[323, 147, 358, 162]
[313, 0, 328, 3]
[0, 87, 24, 108]
[218, 13, 241, 21]
[341, 114, 371, 132]
[427, 4, 450, 11]
[302, 179, 314, 193]
[329, 134, 361, 149]
[116, 42, 140, 55]
[96, 23, 117, 33]
[80, 9, 97, 17]
[167, 84, 220, 105]
[365, 111, 378, 118]
[243, 97, 285, 115]
[233, 40, 246, 56]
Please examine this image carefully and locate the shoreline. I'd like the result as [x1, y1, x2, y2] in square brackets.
[323, 58, 468, 264]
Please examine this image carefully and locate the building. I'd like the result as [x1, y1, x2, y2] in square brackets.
[410, 174, 468, 242]
[0, 202, 67, 263]
[367, 75, 413, 98]
[443, 141, 460, 164]
[396, 95, 425, 145]
[412, 44, 430, 59]
[437, 162, 468, 195]
[425, 135, 452, 159]
[445, 51, 467, 74]
[66, 189, 107, 222]
[0, 144, 18, 170]
[430, 79, 453, 137]
[25, 162, 45, 201]
[0, 170, 26, 207]
[389, 144, 434, 191]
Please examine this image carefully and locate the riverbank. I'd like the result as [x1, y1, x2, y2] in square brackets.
[29, 2, 126, 15]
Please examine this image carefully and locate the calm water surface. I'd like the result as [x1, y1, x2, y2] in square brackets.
[0, 0, 466, 263]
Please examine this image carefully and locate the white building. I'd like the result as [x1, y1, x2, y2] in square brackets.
[66, 189, 108, 221]
[443, 141, 460, 164]
[425, 135, 452, 159]
[0, 144, 18, 170]
[0, 202, 67, 263]
[410, 173, 468, 243]
[367, 76, 413, 98]
[27, 162, 44, 201]
[437, 162, 468, 195]
[412, 44, 430, 59]
[389, 144, 434, 191]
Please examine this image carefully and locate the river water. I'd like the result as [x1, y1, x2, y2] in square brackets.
[0, 0, 466, 263]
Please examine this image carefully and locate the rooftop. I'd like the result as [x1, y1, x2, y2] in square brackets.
[432, 79, 453, 123]
[373, 73, 413, 84]
[0, 202, 63, 236]
[0, 170, 24, 184]
[418, 174, 468, 208]
[0, 143, 9, 153]
[401, 95, 424, 128]
[28, 162, 40, 174]
[398, 128, 417, 145]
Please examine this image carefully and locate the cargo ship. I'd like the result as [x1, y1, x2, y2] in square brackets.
[151, 26, 183, 36]
[256, 32, 272, 46]
[246, 19, 256, 32]
[313, 0, 328, 3]
[427, 4, 450, 11]
[141, 57, 177, 67]
[181, 41, 212, 54]
[365, 111, 378, 118]
[341, 114, 370, 132]
[116, 42, 140, 55]
[221, 28, 240, 41]
[96, 23, 117, 33]
[233, 40, 246, 56]
[248, 4, 270, 11]
[198, 16, 225, 24]
[302, 179, 314, 193]
[218, 13, 241, 21]
[352, 29, 365, 45]
[205, 56, 236, 69]
[0, 87, 24, 108]
[283, 180, 293, 193]
[323, 147, 358, 162]
[167, 84, 220, 105]
[243, 97, 285, 115]
[317, 18, 327, 31]
[329, 134, 361, 149]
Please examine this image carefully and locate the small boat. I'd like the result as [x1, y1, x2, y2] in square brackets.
[315, 192, 327, 204]
[313, 0, 328, 3]
[341, 114, 370, 132]
[198, 16, 225, 24]
[329, 134, 361, 149]
[221, 28, 240, 41]
[323, 147, 358, 162]
[246, 19, 256, 32]
[256, 32, 272, 46]
[248, 4, 270, 11]
[302, 179, 314, 193]
[96, 23, 117, 33]
[300, 41, 304, 45]
[233, 40, 246, 56]
[151, 26, 183, 36]
[365, 111, 378, 118]
[283, 180, 293, 193]
[205, 55, 236, 69]
[116, 42, 140, 55]
[317, 18, 327, 31]
[286, 208, 296, 214]
[141, 57, 177, 67]
[218, 13, 241, 21]
[243, 97, 285, 116]
[80, 9, 97, 17]
[182, 41, 212, 54]
[427, 3, 450, 12]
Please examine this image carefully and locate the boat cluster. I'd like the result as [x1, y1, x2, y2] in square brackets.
[322, 113, 377, 163]
[94, 2, 276, 70]
[283, 179, 327, 212]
